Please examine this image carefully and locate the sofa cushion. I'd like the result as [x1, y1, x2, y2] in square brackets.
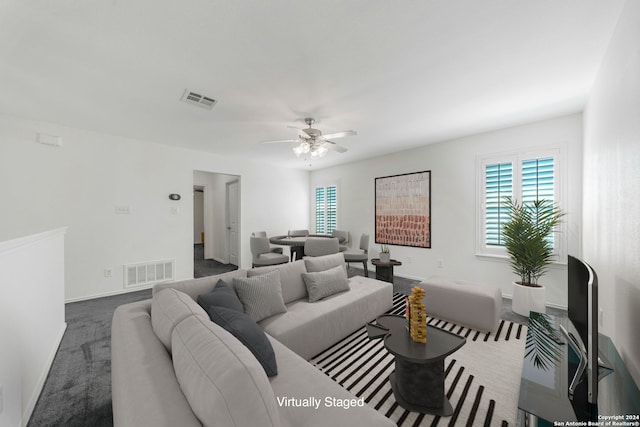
[267, 335, 395, 427]
[151, 288, 209, 352]
[301, 265, 350, 302]
[247, 260, 308, 304]
[196, 279, 243, 313]
[171, 315, 280, 427]
[112, 300, 202, 427]
[419, 276, 502, 332]
[260, 276, 393, 360]
[304, 252, 347, 275]
[233, 269, 287, 322]
[153, 269, 248, 301]
[206, 306, 278, 377]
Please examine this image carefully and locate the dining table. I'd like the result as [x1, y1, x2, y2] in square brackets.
[269, 234, 343, 261]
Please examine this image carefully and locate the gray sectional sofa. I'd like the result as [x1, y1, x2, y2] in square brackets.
[111, 253, 395, 427]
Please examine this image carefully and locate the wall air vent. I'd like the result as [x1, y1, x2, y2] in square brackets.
[181, 89, 217, 110]
[124, 259, 174, 288]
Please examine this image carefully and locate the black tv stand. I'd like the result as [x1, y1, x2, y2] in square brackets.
[518, 313, 639, 426]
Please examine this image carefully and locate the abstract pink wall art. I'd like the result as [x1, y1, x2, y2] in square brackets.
[375, 171, 431, 248]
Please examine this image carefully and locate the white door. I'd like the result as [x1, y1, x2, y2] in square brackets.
[226, 180, 240, 266]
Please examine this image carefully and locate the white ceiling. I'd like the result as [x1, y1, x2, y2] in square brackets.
[0, 1, 626, 170]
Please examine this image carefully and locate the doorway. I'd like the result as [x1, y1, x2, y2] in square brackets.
[193, 171, 240, 278]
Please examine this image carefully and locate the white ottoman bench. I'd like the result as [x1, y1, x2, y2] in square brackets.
[417, 276, 502, 332]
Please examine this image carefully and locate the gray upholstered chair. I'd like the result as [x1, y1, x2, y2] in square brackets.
[250, 236, 289, 268]
[251, 231, 283, 254]
[287, 229, 310, 260]
[304, 237, 340, 257]
[343, 233, 369, 277]
[331, 230, 350, 252]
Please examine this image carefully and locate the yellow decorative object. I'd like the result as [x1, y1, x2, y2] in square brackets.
[408, 286, 427, 343]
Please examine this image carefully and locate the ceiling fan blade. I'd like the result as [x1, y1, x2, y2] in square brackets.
[261, 139, 299, 144]
[321, 130, 357, 140]
[298, 128, 311, 139]
[323, 140, 348, 153]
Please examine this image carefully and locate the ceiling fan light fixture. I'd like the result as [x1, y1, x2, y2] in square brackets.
[293, 141, 311, 157]
[263, 117, 353, 161]
[310, 145, 328, 159]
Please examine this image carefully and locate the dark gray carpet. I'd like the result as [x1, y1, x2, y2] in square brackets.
[194, 244, 238, 278]
[27, 289, 152, 427]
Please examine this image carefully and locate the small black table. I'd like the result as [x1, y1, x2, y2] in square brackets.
[370, 258, 402, 283]
[367, 314, 466, 415]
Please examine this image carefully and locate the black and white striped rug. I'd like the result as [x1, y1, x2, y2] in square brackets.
[310, 293, 527, 426]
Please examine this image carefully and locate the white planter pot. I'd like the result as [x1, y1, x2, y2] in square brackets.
[379, 252, 391, 263]
[511, 282, 546, 317]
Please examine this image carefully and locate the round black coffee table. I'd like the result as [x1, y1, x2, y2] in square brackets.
[367, 314, 466, 415]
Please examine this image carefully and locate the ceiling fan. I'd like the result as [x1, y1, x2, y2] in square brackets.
[263, 118, 357, 159]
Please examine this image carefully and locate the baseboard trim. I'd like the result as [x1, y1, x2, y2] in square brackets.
[502, 293, 567, 311]
[64, 284, 155, 303]
[22, 322, 67, 427]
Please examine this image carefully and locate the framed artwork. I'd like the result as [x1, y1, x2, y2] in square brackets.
[375, 170, 431, 248]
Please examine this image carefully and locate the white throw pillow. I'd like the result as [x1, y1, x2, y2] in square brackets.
[233, 269, 287, 322]
[301, 265, 350, 302]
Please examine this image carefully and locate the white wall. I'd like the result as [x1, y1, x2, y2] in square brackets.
[311, 114, 583, 308]
[0, 114, 309, 301]
[0, 228, 67, 426]
[583, 0, 640, 385]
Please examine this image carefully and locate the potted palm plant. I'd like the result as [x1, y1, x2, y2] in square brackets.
[501, 197, 565, 316]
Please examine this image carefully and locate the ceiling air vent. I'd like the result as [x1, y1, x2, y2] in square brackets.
[181, 89, 217, 110]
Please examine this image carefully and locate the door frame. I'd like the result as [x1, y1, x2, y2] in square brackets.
[226, 179, 240, 266]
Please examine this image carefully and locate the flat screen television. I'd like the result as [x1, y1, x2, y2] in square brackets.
[564, 255, 599, 404]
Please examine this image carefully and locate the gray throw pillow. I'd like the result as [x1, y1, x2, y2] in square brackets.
[304, 252, 347, 275]
[233, 270, 287, 322]
[206, 306, 278, 377]
[196, 279, 243, 313]
[301, 265, 350, 302]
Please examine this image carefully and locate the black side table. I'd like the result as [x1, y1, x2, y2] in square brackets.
[371, 258, 402, 283]
[367, 314, 466, 415]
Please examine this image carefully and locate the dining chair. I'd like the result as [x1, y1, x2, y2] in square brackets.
[304, 237, 340, 257]
[251, 231, 283, 254]
[343, 233, 369, 277]
[250, 236, 289, 268]
[331, 230, 350, 252]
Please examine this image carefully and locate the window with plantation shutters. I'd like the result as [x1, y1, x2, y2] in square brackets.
[485, 162, 513, 246]
[522, 157, 554, 204]
[315, 187, 326, 234]
[477, 149, 562, 257]
[314, 185, 338, 234]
